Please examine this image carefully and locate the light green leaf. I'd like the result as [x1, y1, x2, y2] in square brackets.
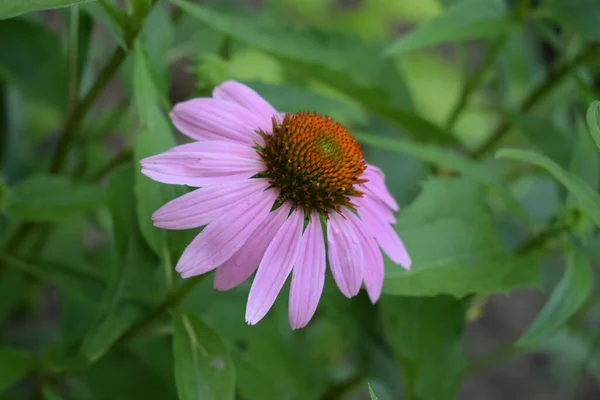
[368, 383, 380, 400]
[383, 0, 509, 56]
[4, 175, 105, 222]
[382, 296, 468, 400]
[354, 132, 528, 222]
[171, 0, 457, 144]
[586, 100, 600, 150]
[173, 312, 235, 400]
[0, 19, 67, 106]
[496, 148, 600, 227]
[0, 347, 30, 394]
[0, 0, 95, 19]
[384, 178, 539, 297]
[517, 247, 593, 347]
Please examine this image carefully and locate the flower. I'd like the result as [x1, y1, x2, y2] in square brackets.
[140, 81, 411, 329]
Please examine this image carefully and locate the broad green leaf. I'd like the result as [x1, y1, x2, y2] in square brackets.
[171, 0, 457, 144]
[382, 296, 468, 400]
[133, 41, 194, 257]
[496, 148, 600, 227]
[4, 175, 105, 222]
[0, 347, 30, 394]
[517, 247, 593, 347]
[541, 0, 600, 42]
[173, 312, 235, 400]
[354, 132, 528, 222]
[0, 0, 95, 19]
[383, 0, 509, 56]
[586, 100, 600, 150]
[384, 178, 539, 296]
[507, 112, 573, 169]
[0, 19, 67, 106]
[368, 384, 379, 400]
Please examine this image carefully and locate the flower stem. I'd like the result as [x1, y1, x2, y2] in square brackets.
[470, 44, 599, 159]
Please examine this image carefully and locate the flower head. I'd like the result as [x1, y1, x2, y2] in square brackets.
[141, 81, 411, 329]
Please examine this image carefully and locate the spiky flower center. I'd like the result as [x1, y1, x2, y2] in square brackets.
[256, 112, 366, 216]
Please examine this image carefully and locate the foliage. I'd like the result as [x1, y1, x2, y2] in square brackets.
[1, 0, 599, 399]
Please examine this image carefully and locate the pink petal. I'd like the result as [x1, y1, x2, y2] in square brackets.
[355, 195, 396, 224]
[213, 202, 291, 291]
[152, 178, 270, 230]
[361, 164, 399, 211]
[212, 81, 279, 132]
[327, 212, 363, 298]
[289, 212, 326, 330]
[140, 146, 264, 187]
[342, 209, 384, 303]
[170, 98, 266, 145]
[245, 209, 304, 325]
[358, 204, 411, 270]
[175, 188, 278, 278]
[165, 141, 260, 159]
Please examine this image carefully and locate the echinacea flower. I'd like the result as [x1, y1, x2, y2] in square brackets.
[140, 81, 411, 329]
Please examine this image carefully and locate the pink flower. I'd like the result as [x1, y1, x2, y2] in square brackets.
[141, 81, 411, 329]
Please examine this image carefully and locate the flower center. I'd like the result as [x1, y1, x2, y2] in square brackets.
[256, 112, 366, 216]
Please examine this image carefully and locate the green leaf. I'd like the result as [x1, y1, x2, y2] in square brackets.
[541, 0, 600, 42]
[507, 112, 573, 169]
[0, 19, 67, 106]
[0, 270, 24, 326]
[517, 247, 593, 347]
[354, 132, 528, 222]
[4, 175, 105, 222]
[383, 0, 509, 56]
[586, 100, 600, 150]
[171, 0, 457, 144]
[133, 41, 193, 258]
[0, 0, 95, 19]
[173, 312, 235, 400]
[42, 385, 67, 400]
[0, 347, 30, 394]
[82, 2, 126, 48]
[570, 116, 600, 189]
[384, 178, 539, 297]
[382, 296, 468, 400]
[496, 148, 600, 228]
[368, 384, 379, 400]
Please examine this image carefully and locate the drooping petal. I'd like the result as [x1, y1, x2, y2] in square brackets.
[327, 212, 363, 298]
[140, 144, 264, 187]
[213, 202, 291, 291]
[175, 188, 278, 278]
[170, 98, 266, 145]
[152, 178, 270, 230]
[355, 195, 396, 224]
[342, 209, 384, 303]
[358, 203, 411, 270]
[245, 209, 304, 325]
[165, 141, 261, 159]
[361, 164, 399, 211]
[288, 212, 326, 330]
[212, 81, 279, 131]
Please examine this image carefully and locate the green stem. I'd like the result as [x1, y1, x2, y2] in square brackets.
[109, 276, 205, 349]
[470, 44, 599, 159]
[49, 0, 159, 173]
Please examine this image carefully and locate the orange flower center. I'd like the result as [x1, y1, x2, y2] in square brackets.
[256, 112, 366, 216]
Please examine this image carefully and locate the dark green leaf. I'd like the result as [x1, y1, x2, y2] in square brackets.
[384, 178, 539, 296]
[542, 0, 600, 42]
[383, 0, 509, 55]
[0, 270, 24, 326]
[382, 296, 468, 400]
[0, 19, 67, 106]
[517, 247, 593, 347]
[42, 385, 67, 400]
[4, 175, 105, 222]
[0, 0, 95, 19]
[0, 347, 30, 394]
[586, 100, 600, 150]
[173, 312, 235, 400]
[496, 148, 600, 227]
[354, 132, 529, 222]
[171, 0, 457, 144]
